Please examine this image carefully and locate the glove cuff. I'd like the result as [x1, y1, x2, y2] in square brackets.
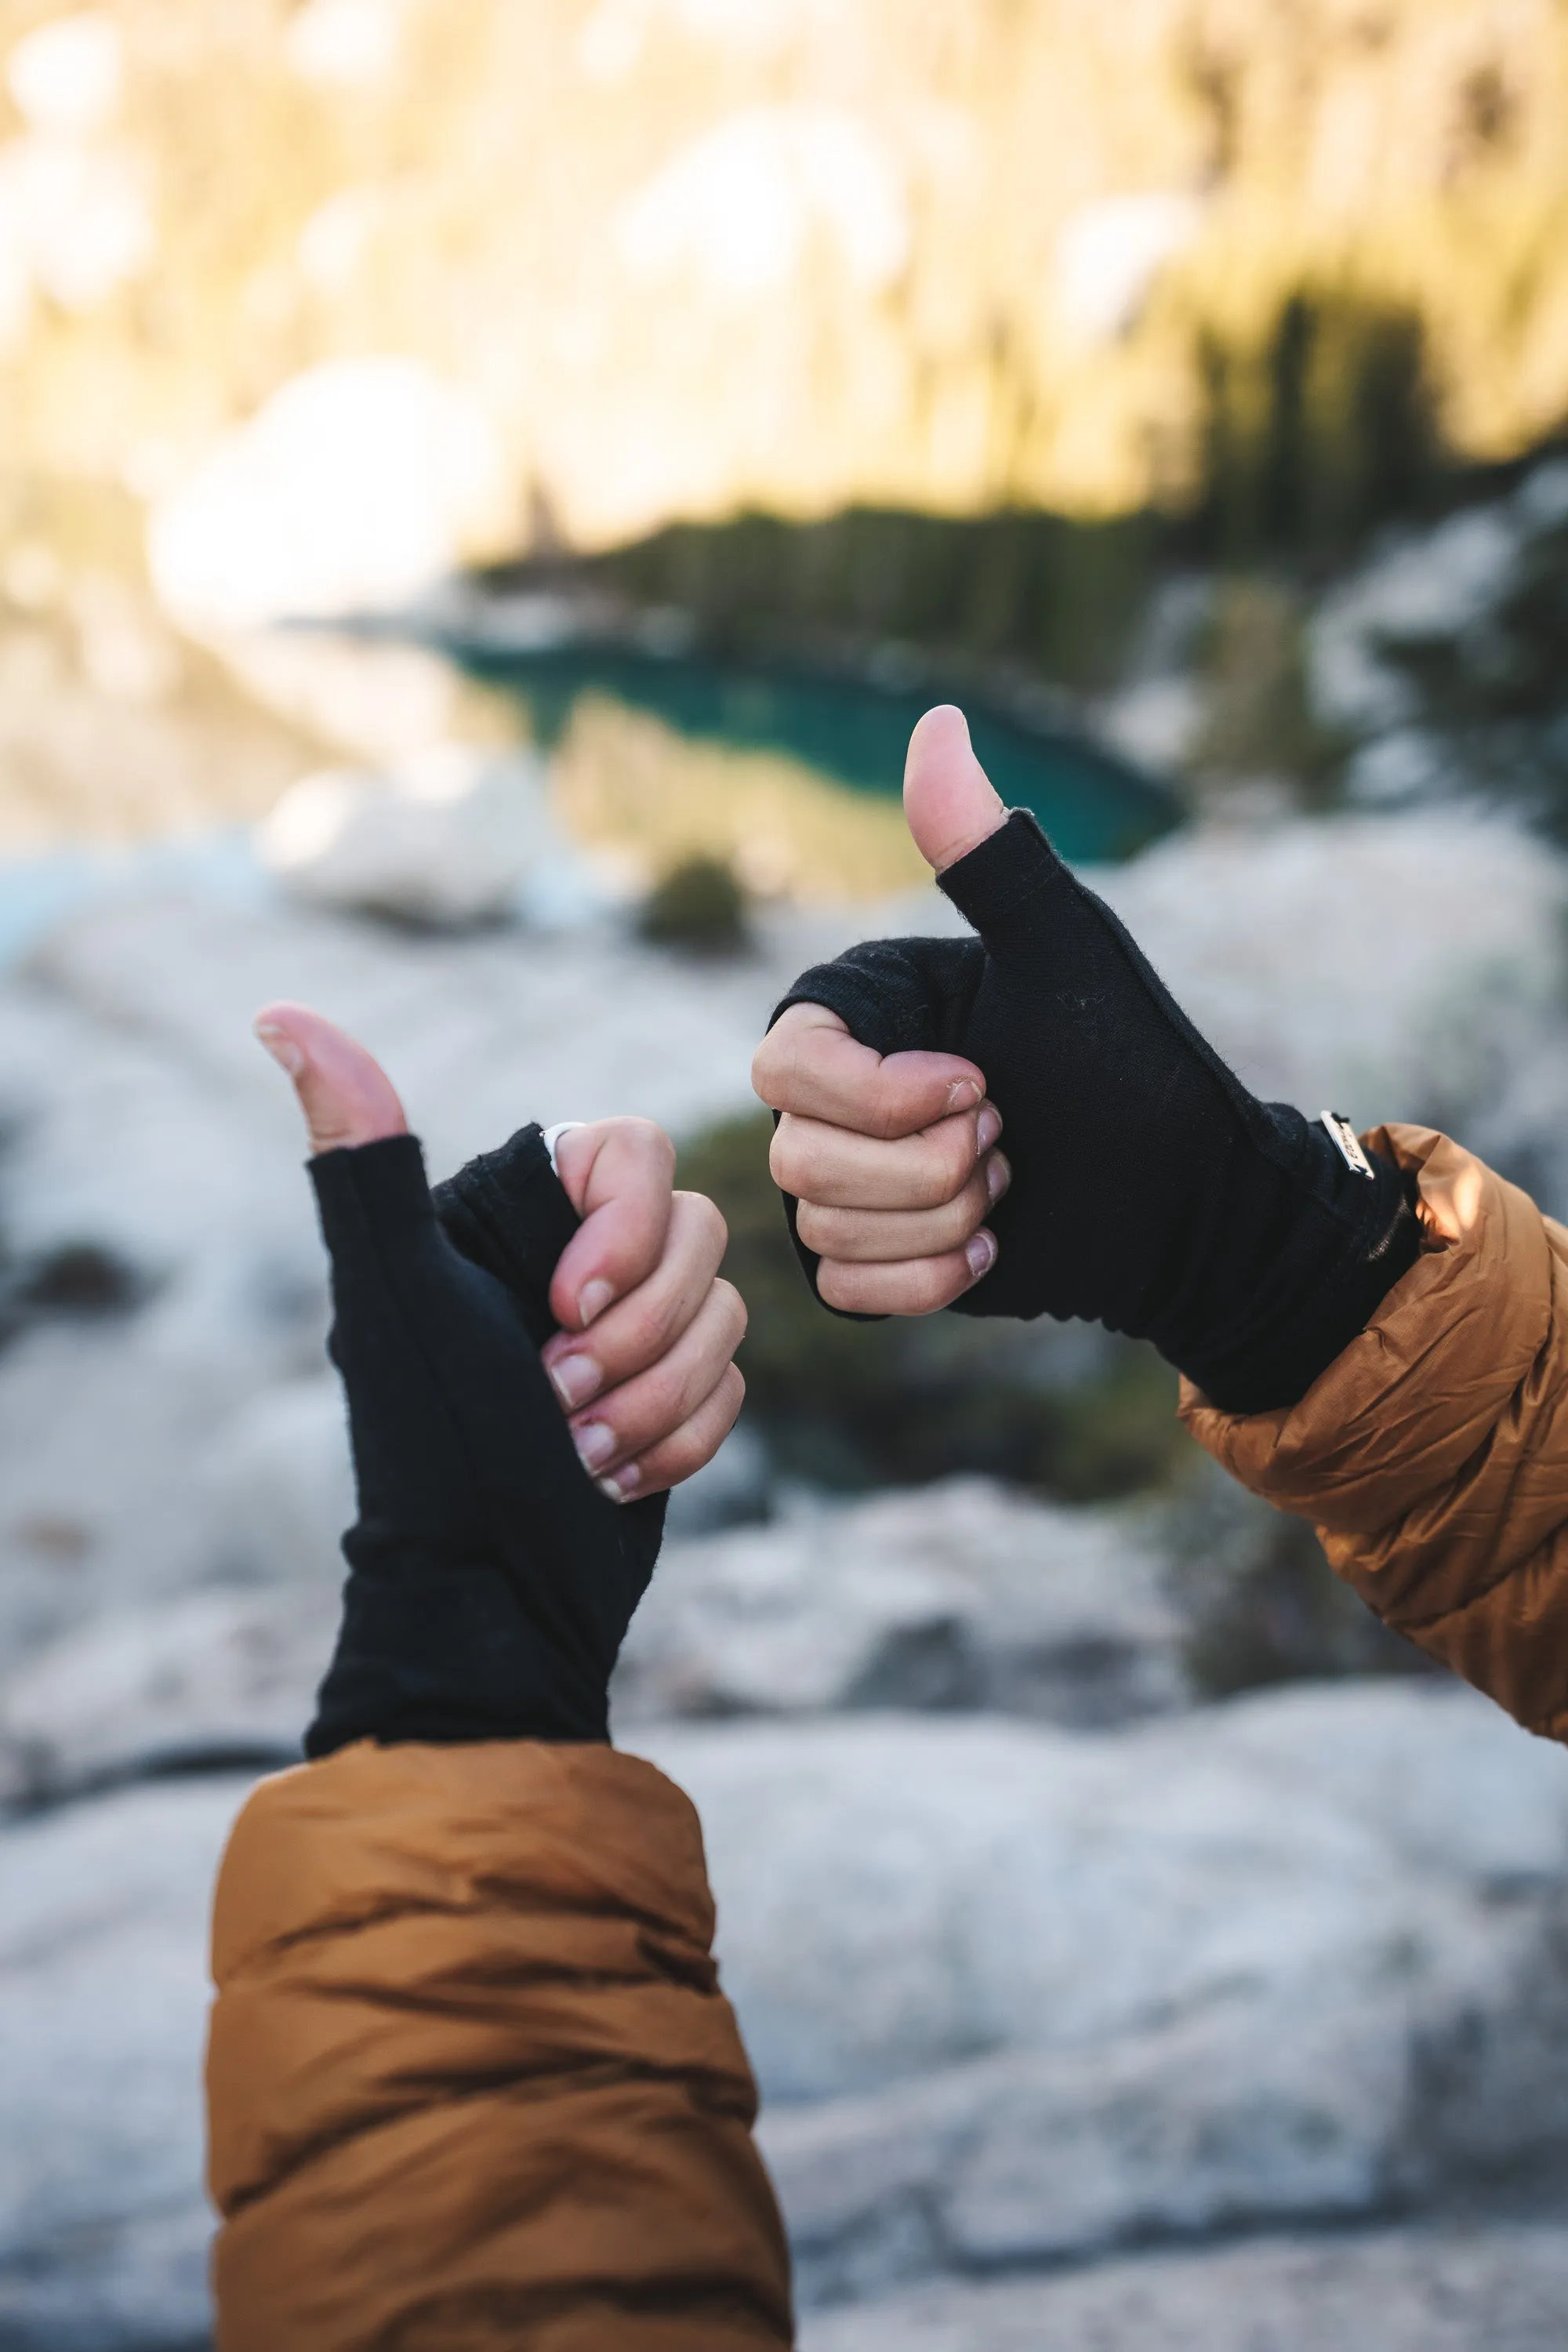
[936, 807, 1061, 928]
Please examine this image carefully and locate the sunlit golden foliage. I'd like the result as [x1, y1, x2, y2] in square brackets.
[1, 0, 1565, 547]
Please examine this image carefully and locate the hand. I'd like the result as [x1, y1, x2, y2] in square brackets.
[752, 707, 1416, 1414]
[752, 707, 1010, 1315]
[256, 1003, 744, 1499]
[757, 1001, 1008, 1313]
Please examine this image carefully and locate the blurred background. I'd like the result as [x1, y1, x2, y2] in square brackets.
[3, 3, 1568, 2347]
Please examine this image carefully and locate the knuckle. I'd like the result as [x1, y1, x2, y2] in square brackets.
[909, 1150, 962, 1210]
[612, 1115, 676, 1177]
[903, 1261, 961, 1314]
[793, 1200, 834, 1252]
[617, 1290, 673, 1370]
[815, 1258, 862, 1312]
[651, 1127, 679, 1182]
[799, 1204, 881, 1261]
[928, 1124, 978, 1203]
[681, 1189, 728, 1260]
[819, 1251, 960, 1316]
[595, 1222, 658, 1294]
[924, 1255, 972, 1310]
[864, 1086, 909, 1145]
[866, 1059, 950, 1145]
[916, 1196, 964, 1251]
[713, 1276, 747, 1346]
[896, 1261, 942, 1312]
[663, 1399, 743, 1484]
[948, 1172, 989, 1238]
[662, 1390, 735, 1483]
[772, 1126, 835, 1203]
[750, 1037, 786, 1104]
[943, 1111, 983, 1177]
[655, 1428, 706, 1485]
[768, 1119, 805, 1192]
[626, 1363, 681, 1448]
[706, 1379, 744, 1453]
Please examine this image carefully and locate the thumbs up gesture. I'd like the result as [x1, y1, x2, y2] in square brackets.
[256, 1004, 746, 1504]
[252, 1004, 748, 1754]
[752, 707, 1417, 1416]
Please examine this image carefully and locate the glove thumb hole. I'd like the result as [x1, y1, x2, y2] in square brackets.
[903, 705, 1007, 877]
[310, 1133, 441, 1323]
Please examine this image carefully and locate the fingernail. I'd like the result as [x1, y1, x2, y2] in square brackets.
[572, 1420, 615, 1470]
[976, 1105, 1003, 1152]
[597, 1465, 640, 1504]
[965, 1229, 997, 1281]
[548, 1353, 600, 1410]
[254, 1024, 304, 1077]
[947, 1077, 982, 1112]
[985, 1150, 1011, 1204]
[577, 1279, 614, 1328]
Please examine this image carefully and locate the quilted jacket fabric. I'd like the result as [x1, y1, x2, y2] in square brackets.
[206, 1737, 793, 2352]
[1184, 1124, 1568, 1743]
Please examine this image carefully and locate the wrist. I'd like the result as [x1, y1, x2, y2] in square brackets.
[306, 1560, 612, 1757]
[1163, 1126, 1420, 1414]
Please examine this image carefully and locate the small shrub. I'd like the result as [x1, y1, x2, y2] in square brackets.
[638, 854, 750, 955]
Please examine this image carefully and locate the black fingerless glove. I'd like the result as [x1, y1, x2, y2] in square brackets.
[774, 810, 1419, 1415]
[305, 1123, 665, 1759]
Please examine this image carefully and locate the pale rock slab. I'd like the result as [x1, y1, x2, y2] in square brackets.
[631, 1683, 1568, 2107]
[797, 2220, 1568, 2352]
[4, 1687, 1568, 2341]
[0, 1588, 323, 1805]
[200, 1374, 354, 1592]
[0, 1310, 314, 1666]
[765, 1898, 1568, 2304]
[615, 1476, 1186, 1725]
[0, 1776, 252, 2350]
[257, 742, 560, 928]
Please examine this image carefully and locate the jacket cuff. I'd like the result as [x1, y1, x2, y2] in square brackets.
[1179, 1126, 1553, 1532]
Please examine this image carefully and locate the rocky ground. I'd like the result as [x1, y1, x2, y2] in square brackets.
[3, 767, 1568, 2348]
[3, 1, 1567, 2318]
[798, 2221, 1568, 2352]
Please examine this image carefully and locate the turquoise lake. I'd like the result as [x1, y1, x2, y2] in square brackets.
[465, 645, 1176, 873]
[0, 643, 1178, 967]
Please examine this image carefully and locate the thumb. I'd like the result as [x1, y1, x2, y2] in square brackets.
[903, 705, 1007, 876]
[253, 1001, 408, 1154]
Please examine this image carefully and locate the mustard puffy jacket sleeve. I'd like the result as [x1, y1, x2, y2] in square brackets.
[1182, 1124, 1568, 1741]
[205, 1737, 793, 2352]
